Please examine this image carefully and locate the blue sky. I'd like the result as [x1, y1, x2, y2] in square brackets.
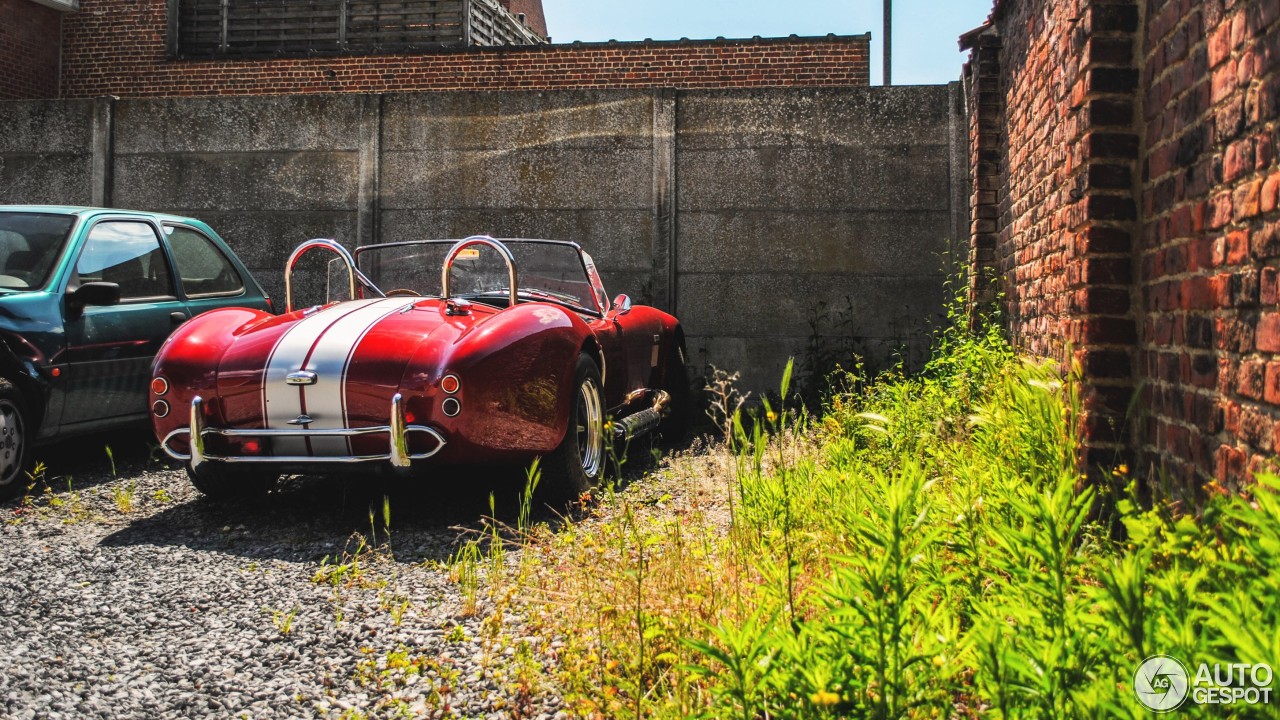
[541, 0, 994, 86]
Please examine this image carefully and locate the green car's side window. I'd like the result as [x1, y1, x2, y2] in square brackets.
[165, 226, 244, 298]
[74, 221, 176, 302]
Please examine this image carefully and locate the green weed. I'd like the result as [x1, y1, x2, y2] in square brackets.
[498, 292, 1280, 719]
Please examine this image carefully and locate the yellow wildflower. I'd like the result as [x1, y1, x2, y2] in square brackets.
[809, 690, 840, 706]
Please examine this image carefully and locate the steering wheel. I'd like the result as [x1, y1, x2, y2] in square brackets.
[386, 289, 422, 297]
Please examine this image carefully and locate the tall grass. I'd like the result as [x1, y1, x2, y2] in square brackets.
[503, 306, 1280, 719]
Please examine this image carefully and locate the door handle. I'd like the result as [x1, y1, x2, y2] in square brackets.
[170, 312, 189, 324]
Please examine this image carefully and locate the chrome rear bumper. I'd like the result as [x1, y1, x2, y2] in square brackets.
[161, 393, 446, 468]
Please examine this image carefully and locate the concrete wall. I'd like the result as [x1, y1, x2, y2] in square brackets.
[0, 86, 961, 392]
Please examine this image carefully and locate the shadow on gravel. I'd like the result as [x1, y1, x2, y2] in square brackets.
[98, 435, 678, 565]
[27, 426, 171, 491]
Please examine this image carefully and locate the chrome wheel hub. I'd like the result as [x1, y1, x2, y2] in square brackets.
[576, 378, 603, 478]
[0, 399, 24, 485]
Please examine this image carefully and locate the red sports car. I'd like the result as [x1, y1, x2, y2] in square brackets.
[150, 236, 688, 499]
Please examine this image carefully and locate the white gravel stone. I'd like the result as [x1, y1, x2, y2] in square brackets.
[0, 445, 568, 719]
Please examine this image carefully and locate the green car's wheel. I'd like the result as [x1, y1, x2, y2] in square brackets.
[0, 380, 29, 502]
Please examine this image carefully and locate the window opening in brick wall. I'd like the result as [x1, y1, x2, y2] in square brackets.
[168, 0, 544, 59]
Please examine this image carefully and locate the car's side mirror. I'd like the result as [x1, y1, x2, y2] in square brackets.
[610, 294, 632, 317]
[69, 281, 122, 309]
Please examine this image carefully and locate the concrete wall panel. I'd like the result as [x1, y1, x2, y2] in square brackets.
[112, 153, 360, 211]
[0, 155, 94, 206]
[0, 85, 959, 393]
[677, 87, 953, 150]
[380, 148, 652, 210]
[0, 100, 95, 153]
[383, 91, 654, 151]
[678, 210, 952, 276]
[113, 96, 365, 154]
[0, 100, 95, 205]
[678, 273, 945, 340]
[679, 146, 949, 212]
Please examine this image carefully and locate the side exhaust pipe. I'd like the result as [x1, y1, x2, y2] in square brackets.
[613, 389, 671, 441]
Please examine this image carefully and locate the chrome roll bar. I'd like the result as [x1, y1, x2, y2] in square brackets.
[284, 238, 384, 313]
[440, 235, 518, 309]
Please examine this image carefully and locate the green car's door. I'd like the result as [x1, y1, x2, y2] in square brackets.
[161, 223, 255, 319]
[62, 218, 189, 427]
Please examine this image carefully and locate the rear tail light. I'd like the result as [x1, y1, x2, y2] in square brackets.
[151, 377, 169, 396]
[441, 374, 460, 394]
[152, 400, 170, 418]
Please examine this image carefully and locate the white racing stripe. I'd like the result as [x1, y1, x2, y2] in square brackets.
[261, 298, 415, 456]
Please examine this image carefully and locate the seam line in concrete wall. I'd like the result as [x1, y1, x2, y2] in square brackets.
[91, 96, 114, 207]
[356, 93, 382, 248]
[653, 89, 677, 315]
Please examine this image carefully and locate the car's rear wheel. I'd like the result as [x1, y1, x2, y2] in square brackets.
[186, 463, 279, 501]
[543, 353, 605, 502]
[0, 380, 30, 502]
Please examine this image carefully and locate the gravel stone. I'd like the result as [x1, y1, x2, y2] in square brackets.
[0, 436, 569, 719]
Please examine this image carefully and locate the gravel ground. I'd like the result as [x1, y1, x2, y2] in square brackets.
[0, 431, 575, 720]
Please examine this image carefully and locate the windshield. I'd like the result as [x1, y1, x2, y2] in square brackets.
[0, 212, 75, 291]
[355, 240, 603, 315]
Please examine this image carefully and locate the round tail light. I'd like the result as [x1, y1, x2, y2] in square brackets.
[152, 400, 170, 418]
[151, 377, 169, 396]
[441, 374, 460, 394]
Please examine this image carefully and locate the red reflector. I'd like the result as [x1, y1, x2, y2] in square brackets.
[151, 377, 169, 395]
[405, 411, 416, 423]
[243, 440, 260, 454]
[441, 374, 460, 394]
[51, 367, 61, 378]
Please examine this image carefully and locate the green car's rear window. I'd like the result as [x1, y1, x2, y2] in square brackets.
[0, 213, 75, 291]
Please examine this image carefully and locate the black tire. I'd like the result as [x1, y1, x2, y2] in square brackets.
[0, 380, 30, 503]
[542, 353, 606, 502]
[186, 463, 278, 500]
[658, 341, 690, 441]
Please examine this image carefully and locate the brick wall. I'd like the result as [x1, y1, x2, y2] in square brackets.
[498, 0, 547, 39]
[1140, 0, 1280, 489]
[965, 0, 1280, 493]
[55, 0, 867, 99]
[964, 0, 1142, 474]
[0, 0, 61, 100]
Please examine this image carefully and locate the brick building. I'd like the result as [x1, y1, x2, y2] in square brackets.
[962, 0, 1280, 493]
[0, 0, 870, 99]
[0, 0, 70, 99]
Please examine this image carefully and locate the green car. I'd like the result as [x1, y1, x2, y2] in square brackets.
[0, 206, 272, 500]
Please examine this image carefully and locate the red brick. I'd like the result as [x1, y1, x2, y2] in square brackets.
[1238, 360, 1266, 400]
[1258, 313, 1280, 352]
[1262, 173, 1280, 213]
[1265, 362, 1280, 405]
[1216, 443, 1247, 483]
[1209, 191, 1235, 228]
[1234, 179, 1264, 221]
[1263, 267, 1280, 305]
